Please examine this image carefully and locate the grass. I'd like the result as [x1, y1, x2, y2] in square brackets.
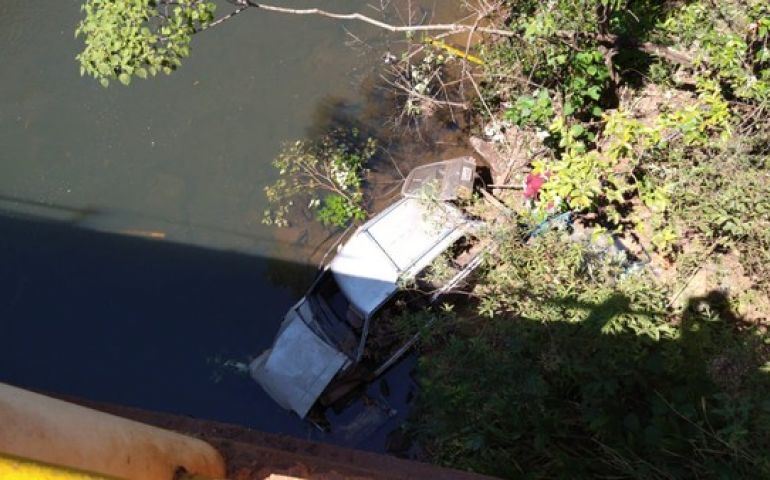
[407, 1, 770, 478]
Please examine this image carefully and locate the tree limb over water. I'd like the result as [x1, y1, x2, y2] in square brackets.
[237, 1, 515, 37]
[75, 0, 690, 88]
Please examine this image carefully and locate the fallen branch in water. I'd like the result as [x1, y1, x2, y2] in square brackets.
[238, 1, 517, 37]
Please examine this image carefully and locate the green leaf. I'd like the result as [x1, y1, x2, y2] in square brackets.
[76, 0, 213, 86]
[118, 73, 131, 85]
[569, 124, 585, 137]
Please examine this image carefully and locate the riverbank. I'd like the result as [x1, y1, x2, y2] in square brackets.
[395, 2, 770, 478]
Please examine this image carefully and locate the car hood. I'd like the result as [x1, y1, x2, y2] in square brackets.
[249, 306, 350, 418]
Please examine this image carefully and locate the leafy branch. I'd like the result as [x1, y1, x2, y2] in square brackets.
[76, 0, 216, 86]
[262, 130, 376, 228]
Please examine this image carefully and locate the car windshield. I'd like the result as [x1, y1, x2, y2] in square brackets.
[306, 272, 362, 359]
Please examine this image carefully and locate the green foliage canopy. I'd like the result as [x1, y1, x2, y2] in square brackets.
[76, 0, 215, 87]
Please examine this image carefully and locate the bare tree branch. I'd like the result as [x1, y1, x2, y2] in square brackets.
[198, 5, 250, 32]
[204, 1, 692, 71]
[239, 1, 518, 37]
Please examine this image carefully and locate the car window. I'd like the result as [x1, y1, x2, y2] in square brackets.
[306, 273, 363, 359]
[316, 274, 364, 330]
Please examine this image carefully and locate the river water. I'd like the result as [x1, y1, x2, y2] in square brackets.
[0, 0, 471, 449]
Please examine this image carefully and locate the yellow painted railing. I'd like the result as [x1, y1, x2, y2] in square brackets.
[0, 383, 226, 480]
[0, 453, 116, 480]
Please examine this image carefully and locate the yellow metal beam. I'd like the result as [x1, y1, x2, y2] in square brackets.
[0, 453, 117, 480]
[0, 383, 226, 480]
[424, 37, 485, 65]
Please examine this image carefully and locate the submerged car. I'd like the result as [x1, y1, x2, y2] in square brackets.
[250, 157, 481, 418]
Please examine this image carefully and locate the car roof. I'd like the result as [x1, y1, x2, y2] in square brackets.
[329, 197, 468, 318]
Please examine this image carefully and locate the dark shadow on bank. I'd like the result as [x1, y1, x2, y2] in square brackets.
[405, 289, 770, 478]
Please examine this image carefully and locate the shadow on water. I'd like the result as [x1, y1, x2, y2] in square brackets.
[0, 209, 418, 452]
[0, 193, 283, 254]
[270, 75, 480, 275]
[0, 0, 476, 454]
[0, 209, 307, 434]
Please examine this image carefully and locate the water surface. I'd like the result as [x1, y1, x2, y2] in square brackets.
[0, 0, 468, 448]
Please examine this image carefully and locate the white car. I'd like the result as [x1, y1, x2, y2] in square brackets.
[250, 157, 481, 418]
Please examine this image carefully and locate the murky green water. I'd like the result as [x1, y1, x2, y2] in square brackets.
[1, 0, 471, 259]
[1, 0, 426, 259]
[0, 0, 469, 448]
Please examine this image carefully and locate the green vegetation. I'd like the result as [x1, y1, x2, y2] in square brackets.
[76, 0, 215, 86]
[412, 231, 769, 478]
[262, 129, 375, 228]
[407, 1, 770, 478]
[73, 0, 770, 476]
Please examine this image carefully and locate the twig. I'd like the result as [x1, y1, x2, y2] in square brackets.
[198, 5, 249, 31]
[667, 240, 721, 309]
[381, 147, 405, 180]
[239, 1, 519, 37]
[654, 390, 758, 464]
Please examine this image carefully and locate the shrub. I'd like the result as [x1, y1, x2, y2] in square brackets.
[412, 2, 770, 470]
[262, 129, 375, 228]
[412, 231, 770, 479]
